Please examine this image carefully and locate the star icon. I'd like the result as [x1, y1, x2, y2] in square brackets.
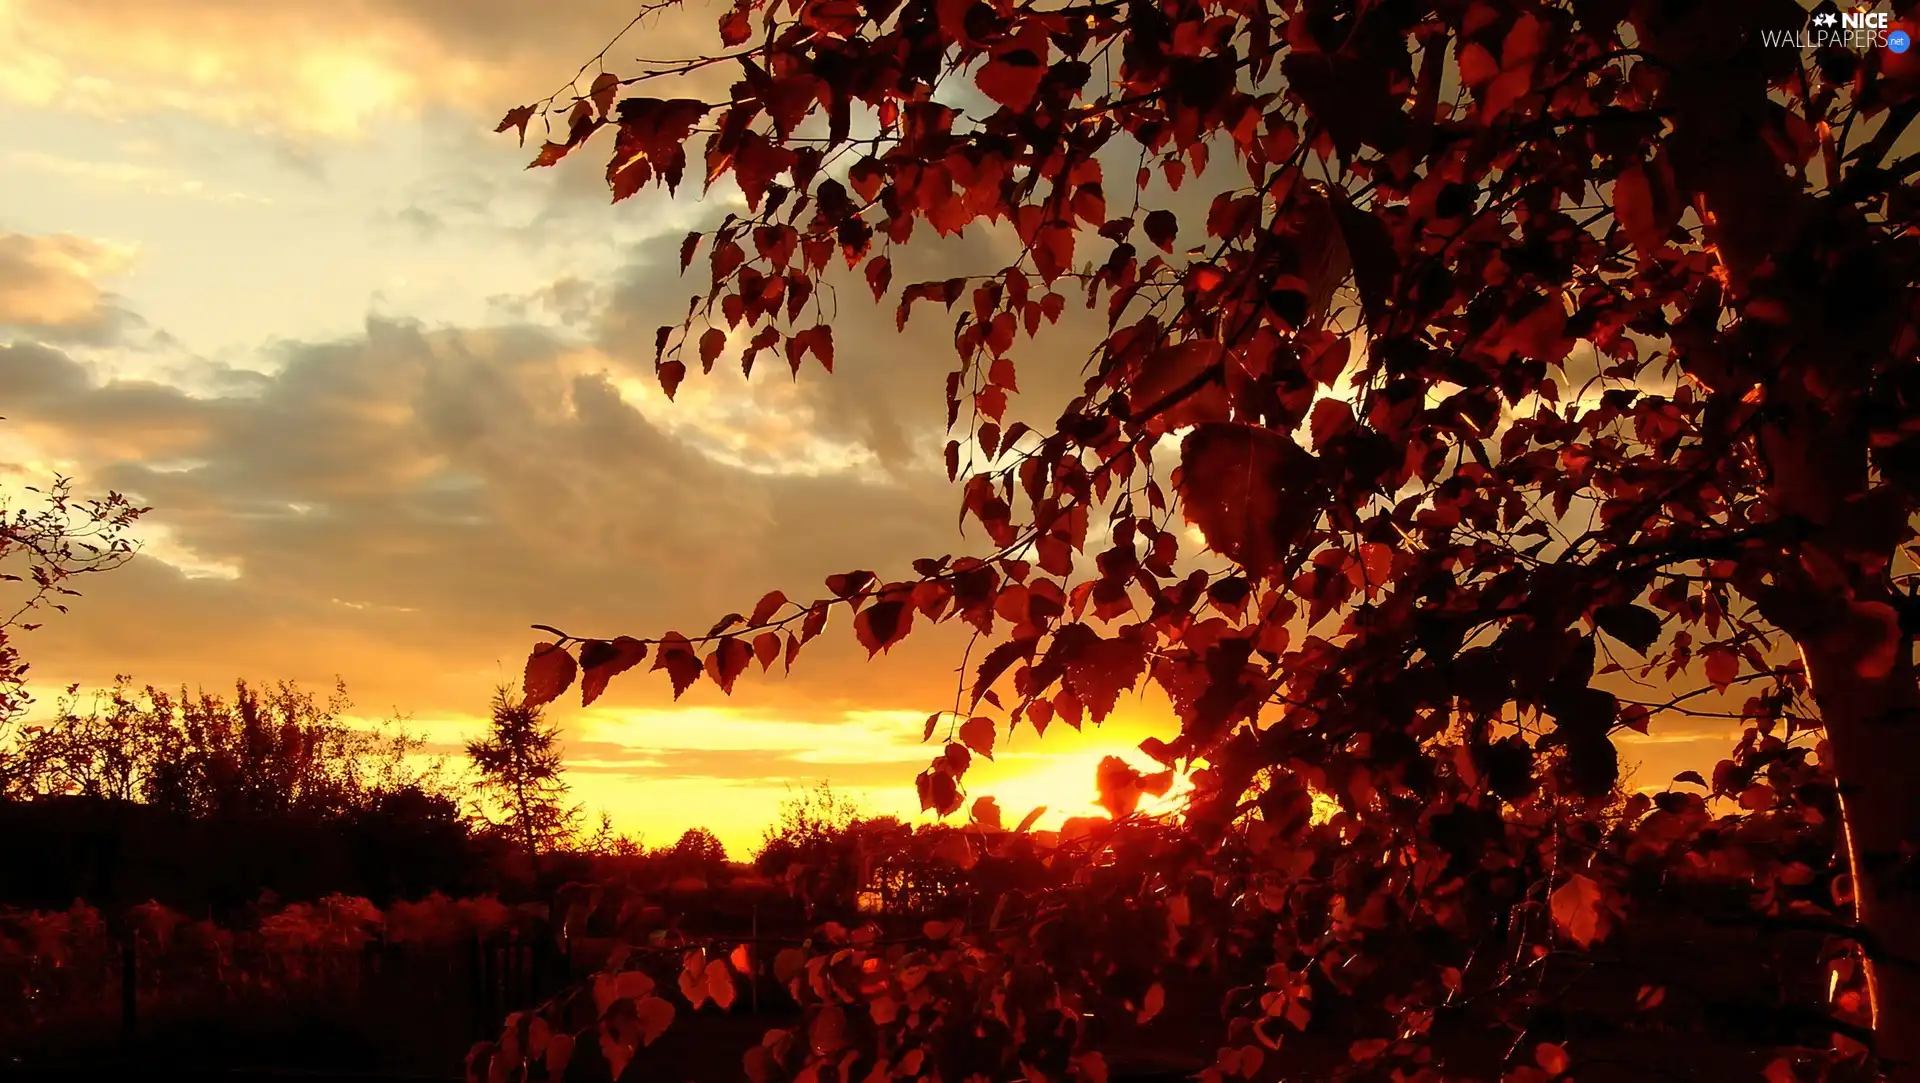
[1814, 11, 1838, 25]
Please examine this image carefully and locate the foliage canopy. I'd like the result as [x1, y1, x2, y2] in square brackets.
[495, 0, 1920, 1079]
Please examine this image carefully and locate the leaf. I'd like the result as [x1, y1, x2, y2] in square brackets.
[971, 638, 1037, 706]
[1096, 755, 1146, 819]
[1594, 603, 1662, 655]
[635, 995, 675, 1045]
[971, 795, 1002, 828]
[751, 631, 781, 671]
[773, 947, 807, 984]
[1138, 982, 1165, 1024]
[959, 715, 996, 760]
[1762, 1058, 1799, 1083]
[707, 959, 737, 1010]
[1534, 1042, 1571, 1075]
[590, 72, 621, 117]
[810, 1002, 849, 1056]
[580, 636, 649, 706]
[545, 1033, 574, 1078]
[658, 359, 687, 400]
[705, 637, 753, 693]
[1549, 873, 1606, 948]
[749, 590, 788, 626]
[1672, 770, 1708, 789]
[1329, 193, 1397, 331]
[616, 970, 655, 1000]
[699, 327, 728, 370]
[853, 598, 912, 655]
[1179, 422, 1323, 576]
[976, 50, 1045, 113]
[495, 105, 537, 145]
[522, 643, 577, 708]
[651, 632, 703, 698]
[1702, 645, 1738, 692]
[1144, 209, 1178, 252]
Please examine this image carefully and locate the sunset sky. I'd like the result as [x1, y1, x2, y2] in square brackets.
[0, 0, 1740, 854]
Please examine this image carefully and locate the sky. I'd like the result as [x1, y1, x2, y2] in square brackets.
[0, 0, 1743, 855]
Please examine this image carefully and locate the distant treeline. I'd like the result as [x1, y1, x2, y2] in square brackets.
[0, 677, 500, 914]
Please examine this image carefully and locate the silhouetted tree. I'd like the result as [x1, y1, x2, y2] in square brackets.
[0, 475, 143, 795]
[466, 687, 578, 872]
[13, 677, 446, 819]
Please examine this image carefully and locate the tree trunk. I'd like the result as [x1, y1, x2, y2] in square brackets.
[1796, 611, 1920, 1080]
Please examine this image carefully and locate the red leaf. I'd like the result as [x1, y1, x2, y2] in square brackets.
[826, 570, 876, 598]
[1138, 982, 1165, 1024]
[495, 105, 537, 145]
[590, 72, 620, 118]
[635, 995, 675, 1045]
[580, 636, 649, 706]
[959, 715, 996, 760]
[749, 590, 787, 626]
[1144, 209, 1178, 252]
[853, 599, 912, 655]
[658, 359, 687, 400]
[1178, 423, 1323, 576]
[1549, 873, 1606, 948]
[917, 768, 962, 815]
[522, 643, 577, 708]
[651, 633, 703, 698]
[706, 959, 737, 1011]
[1095, 755, 1145, 818]
[971, 638, 1037, 707]
[700, 327, 728, 370]
[866, 255, 892, 300]
[970, 795, 1002, 828]
[751, 631, 781, 671]
[705, 637, 753, 693]
[976, 50, 1045, 113]
[1702, 645, 1738, 692]
[1309, 397, 1354, 451]
[1457, 42, 1498, 87]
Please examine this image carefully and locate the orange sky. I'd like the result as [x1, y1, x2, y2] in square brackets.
[0, 0, 1745, 855]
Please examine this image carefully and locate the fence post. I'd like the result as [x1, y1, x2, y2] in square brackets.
[120, 937, 137, 1045]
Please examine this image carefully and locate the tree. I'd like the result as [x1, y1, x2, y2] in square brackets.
[487, 1, 1920, 1080]
[10, 676, 448, 818]
[466, 687, 579, 872]
[0, 475, 144, 794]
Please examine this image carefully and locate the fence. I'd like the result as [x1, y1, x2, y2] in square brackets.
[0, 929, 575, 1072]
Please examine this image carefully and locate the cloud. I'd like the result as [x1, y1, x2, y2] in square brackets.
[0, 231, 140, 343]
[0, 0, 722, 138]
[1, 309, 980, 709]
[7, 150, 271, 205]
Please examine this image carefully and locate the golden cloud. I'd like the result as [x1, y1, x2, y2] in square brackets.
[0, 231, 135, 331]
[0, 0, 714, 137]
